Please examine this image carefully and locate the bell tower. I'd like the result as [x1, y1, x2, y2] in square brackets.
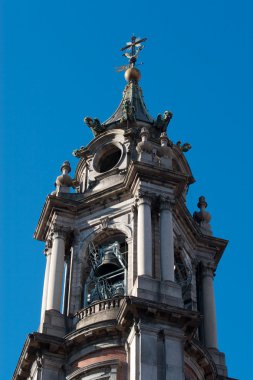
[13, 37, 236, 380]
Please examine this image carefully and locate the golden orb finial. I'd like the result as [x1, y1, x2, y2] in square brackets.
[124, 67, 141, 82]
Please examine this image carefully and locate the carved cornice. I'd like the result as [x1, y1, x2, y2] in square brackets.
[117, 296, 200, 337]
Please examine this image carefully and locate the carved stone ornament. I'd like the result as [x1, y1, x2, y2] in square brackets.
[72, 146, 89, 159]
[154, 110, 173, 132]
[120, 99, 136, 123]
[84, 117, 105, 136]
[176, 141, 192, 152]
[100, 216, 110, 230]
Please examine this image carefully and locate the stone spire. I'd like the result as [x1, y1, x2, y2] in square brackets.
[83, 36, 175, 140]
[103, 70, 154, 126]
[84, 36, 154, 135]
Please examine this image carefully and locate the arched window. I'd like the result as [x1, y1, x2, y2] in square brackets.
[84, 234, 128, 306]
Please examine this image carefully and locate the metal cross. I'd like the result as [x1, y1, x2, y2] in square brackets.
[120, 35, 147, 67]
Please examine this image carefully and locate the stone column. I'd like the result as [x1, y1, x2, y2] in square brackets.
[160, 198, 174, 281]
[46, 227, 67, 311]
[137, 195, 152, 276]
[40, 241, 52, 328]
[202, 263, 218, 349]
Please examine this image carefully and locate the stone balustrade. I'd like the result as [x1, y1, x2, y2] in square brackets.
[75, 298, 122, 327]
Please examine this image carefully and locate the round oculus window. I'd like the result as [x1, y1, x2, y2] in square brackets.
[95, 144, 122, 173]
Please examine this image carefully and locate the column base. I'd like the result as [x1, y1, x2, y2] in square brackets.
[131, 276, 183, 307]
[40, 310, 66, 338]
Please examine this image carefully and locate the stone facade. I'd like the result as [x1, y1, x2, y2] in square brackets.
[13, 39, 236, 380]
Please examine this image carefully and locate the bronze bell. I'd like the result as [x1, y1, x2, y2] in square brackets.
[95, 246, 121, 277]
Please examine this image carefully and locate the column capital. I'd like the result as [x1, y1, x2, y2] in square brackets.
[201, 261, 216, 278]
[51, 225, 69, 240]
[137, 190, 153, 206]
[159, 195, 174, 211]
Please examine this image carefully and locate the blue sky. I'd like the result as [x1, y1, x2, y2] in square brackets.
[1, 0, 252, 379]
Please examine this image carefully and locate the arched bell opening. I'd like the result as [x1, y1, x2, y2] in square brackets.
[83, 233, 128, 306]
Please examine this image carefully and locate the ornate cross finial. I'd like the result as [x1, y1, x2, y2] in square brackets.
[120, 35, 147, 68]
